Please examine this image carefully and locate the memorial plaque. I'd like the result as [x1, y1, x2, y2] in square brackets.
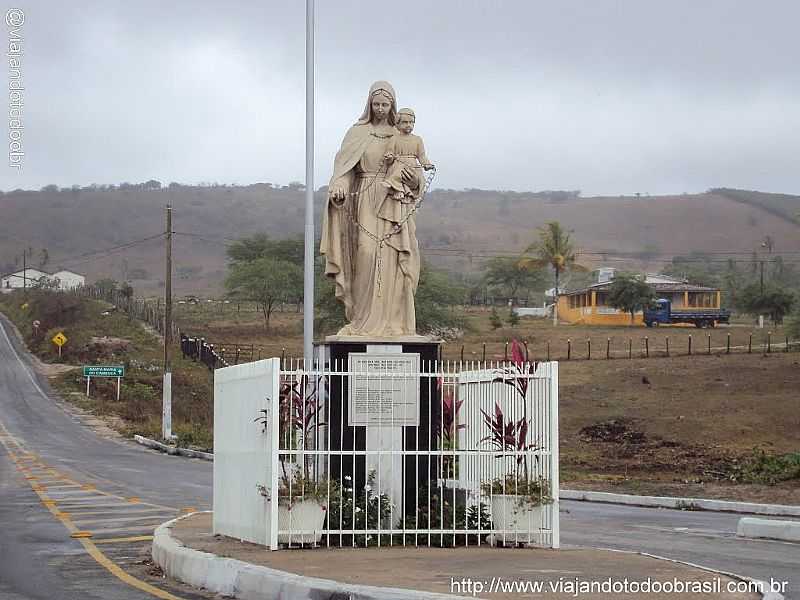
[348, 353, 420, 427]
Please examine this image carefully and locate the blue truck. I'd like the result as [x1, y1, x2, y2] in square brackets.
[643, 298, 731, 328]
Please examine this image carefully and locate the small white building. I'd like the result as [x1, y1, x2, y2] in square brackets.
[1, 268, 85, 292]
[51, 270, 85, 290]
[1, 268, 52, 291]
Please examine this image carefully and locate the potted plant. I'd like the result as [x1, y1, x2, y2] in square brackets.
[275, 466, 332, 545]
[480, 340, 553, 545]
[256, 375, 330, 545]
[480, 473, 551, 545]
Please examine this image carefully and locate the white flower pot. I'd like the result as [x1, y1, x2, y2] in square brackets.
[277, 499, 327, 545]
[489, 494, 546, 545]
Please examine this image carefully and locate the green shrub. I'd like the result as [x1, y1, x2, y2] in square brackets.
[735, 451, 800, 485]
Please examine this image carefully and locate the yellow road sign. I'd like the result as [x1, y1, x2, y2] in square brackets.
[52, 332, 68, 347]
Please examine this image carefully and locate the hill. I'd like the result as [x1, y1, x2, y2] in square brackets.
[1, 185, 798, 295]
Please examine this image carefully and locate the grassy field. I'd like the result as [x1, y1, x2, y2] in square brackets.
[3, 291, 798, 504]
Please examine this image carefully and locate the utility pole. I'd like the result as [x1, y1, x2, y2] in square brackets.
[162, 204, 174, 440]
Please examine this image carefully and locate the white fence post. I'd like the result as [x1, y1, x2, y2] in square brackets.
[268, 358, 280, 550]
[549, 361, 560, 549]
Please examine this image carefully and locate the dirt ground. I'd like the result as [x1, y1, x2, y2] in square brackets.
[171, 307, 800, 504]
[558, 353, 800, 504]
[174, 304, 790, 363]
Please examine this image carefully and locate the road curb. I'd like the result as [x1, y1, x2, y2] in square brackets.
[153, 514, 784, 600]
[561, 489, 800, 518]
[737, 517, 800, 543]
[152, 513, 461, 600]
[133, 435, 213, 461]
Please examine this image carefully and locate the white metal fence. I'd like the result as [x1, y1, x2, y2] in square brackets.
[213, 358, 559, 550]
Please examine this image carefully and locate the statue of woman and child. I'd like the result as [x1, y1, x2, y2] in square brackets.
[320, 81, 434, 339]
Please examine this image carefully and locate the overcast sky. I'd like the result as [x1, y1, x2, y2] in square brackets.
[3, 0, 799, 195]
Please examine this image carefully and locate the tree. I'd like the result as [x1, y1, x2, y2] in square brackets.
[224, 258, 302, 330]
[226, 233, 304, 266]
[484, 257, 544, 305]
[94, 278, 119, 294]
[506, 308, 520, 327]
[607, 274, 656, 324]
[413, 262, 467, 333]
[736, 284, 795, 325]
[489, 307, 502, 330]
[519, 221, 588, 325]
[786, 306, 800, 339]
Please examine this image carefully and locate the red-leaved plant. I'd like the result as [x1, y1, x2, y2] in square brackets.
[481, 339, 542, 484]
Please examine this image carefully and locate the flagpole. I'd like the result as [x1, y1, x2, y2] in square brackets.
[303, 0, 315, 369]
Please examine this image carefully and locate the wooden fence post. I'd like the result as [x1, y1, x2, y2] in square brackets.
[688, 335, 692, 356]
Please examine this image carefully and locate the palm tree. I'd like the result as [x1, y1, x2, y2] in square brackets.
[518, 221, 588, 325]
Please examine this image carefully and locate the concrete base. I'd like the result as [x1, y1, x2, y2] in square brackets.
[737, 517, 800, 543]
[154, 512, 774, 600]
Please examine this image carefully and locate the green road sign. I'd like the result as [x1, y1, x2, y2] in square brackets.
[83, 365, 125, 378]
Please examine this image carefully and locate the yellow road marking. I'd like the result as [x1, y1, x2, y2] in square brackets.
[73, 514, 171, 526]
[93, 535, 154, 545]
[0, 421, 186, 600]
[70, 531, 93, 538]
[64, 507, 168, 517]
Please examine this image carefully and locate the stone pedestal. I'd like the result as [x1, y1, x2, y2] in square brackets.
[314, 337, 442, 518]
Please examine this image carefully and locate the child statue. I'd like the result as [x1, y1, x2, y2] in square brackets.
[382, 108, 434, 201]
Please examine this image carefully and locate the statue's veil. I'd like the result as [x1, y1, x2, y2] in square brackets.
[356, 80, 397, 126]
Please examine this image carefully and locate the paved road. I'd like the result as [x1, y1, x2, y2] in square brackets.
[0, 314, 797, 599]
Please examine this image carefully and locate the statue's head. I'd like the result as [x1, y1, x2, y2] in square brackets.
[357, 81, 397, 126]
[396, 108, 415, 134]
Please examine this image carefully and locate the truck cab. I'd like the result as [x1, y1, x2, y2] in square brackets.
[643, 298, 671, 327]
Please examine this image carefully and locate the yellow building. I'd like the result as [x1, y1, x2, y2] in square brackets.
[557, 274, 721, 326]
